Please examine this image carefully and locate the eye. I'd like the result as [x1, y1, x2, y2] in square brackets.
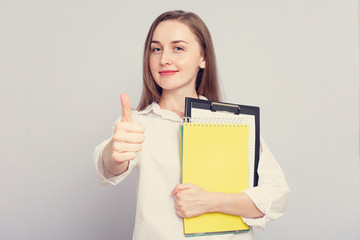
[151, 47, 161, 53]
[174, 46, 184, 52]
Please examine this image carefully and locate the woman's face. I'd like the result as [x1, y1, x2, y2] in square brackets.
[149, 20, 205, 95]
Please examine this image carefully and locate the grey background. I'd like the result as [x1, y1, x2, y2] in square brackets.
[1, 0, 359, 239]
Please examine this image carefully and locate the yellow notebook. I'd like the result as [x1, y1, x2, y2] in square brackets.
[180, 123, 250, 236]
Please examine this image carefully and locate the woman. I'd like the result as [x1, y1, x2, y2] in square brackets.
[94, 10, 290, 240]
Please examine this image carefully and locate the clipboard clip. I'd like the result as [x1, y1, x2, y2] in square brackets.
[210, 102, 241, 115]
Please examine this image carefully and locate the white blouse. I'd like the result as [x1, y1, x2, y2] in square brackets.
[93, 101, 290, 240]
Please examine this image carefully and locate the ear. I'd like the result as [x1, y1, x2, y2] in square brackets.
[199, 58, 206, 69]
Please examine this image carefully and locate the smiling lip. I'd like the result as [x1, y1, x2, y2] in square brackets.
[159, 70, 179, 76]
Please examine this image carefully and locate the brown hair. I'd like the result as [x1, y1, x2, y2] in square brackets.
[137, 10, 221, 111]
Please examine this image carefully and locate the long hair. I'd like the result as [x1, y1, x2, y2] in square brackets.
[137, 10, 221, 111]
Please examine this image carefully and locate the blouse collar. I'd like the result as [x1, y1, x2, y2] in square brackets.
[137, 96, 207, 122]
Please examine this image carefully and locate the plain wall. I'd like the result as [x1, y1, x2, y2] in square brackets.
[0, 0, 359, 239]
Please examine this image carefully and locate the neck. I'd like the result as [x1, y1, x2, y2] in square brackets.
[158, 90, 198, 117]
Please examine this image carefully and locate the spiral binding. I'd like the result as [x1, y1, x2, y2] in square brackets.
[182, 116, 245, 124]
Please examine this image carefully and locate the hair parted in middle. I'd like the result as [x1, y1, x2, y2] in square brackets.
[137, 10, 221, 111]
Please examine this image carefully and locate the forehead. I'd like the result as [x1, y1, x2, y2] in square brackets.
[152, 20, 198, 43]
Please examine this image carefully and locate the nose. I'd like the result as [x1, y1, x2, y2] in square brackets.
[160, 50, 172, 65]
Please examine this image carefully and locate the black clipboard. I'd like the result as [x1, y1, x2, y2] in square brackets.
[184, 97, 260, 187]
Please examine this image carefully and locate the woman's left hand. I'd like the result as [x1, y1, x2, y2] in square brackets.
[171, 183, 213, 218]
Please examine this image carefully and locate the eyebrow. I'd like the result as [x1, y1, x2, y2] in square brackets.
[151, 40, 189, 44]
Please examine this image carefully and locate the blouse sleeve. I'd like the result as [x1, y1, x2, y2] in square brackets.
[241, 136, 290, 230]
[93, 115, 138, 186]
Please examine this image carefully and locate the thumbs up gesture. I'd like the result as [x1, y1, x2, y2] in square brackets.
[103, 93, 145, 176]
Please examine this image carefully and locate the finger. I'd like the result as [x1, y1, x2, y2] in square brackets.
[113, 142, 142, 153]
[176, 210, 184, 218]
[174, 202, 179, 210]
[115, 122, 145, 133]
[111, 151, 136, 163]
[113, 131, 145, 144]
[120, 92, 132, 122]
[172, 183, 192, 195]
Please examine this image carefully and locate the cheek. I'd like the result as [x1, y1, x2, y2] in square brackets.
[180, 55, 201, 71]
[149, 56, 157, 74]
[174, 58, 191, 72]
[181, 60, 200, 75]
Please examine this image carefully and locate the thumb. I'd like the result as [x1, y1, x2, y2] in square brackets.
[120, 92, 132, 122]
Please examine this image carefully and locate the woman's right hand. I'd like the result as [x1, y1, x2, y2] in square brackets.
[103, 93, 145, 176]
